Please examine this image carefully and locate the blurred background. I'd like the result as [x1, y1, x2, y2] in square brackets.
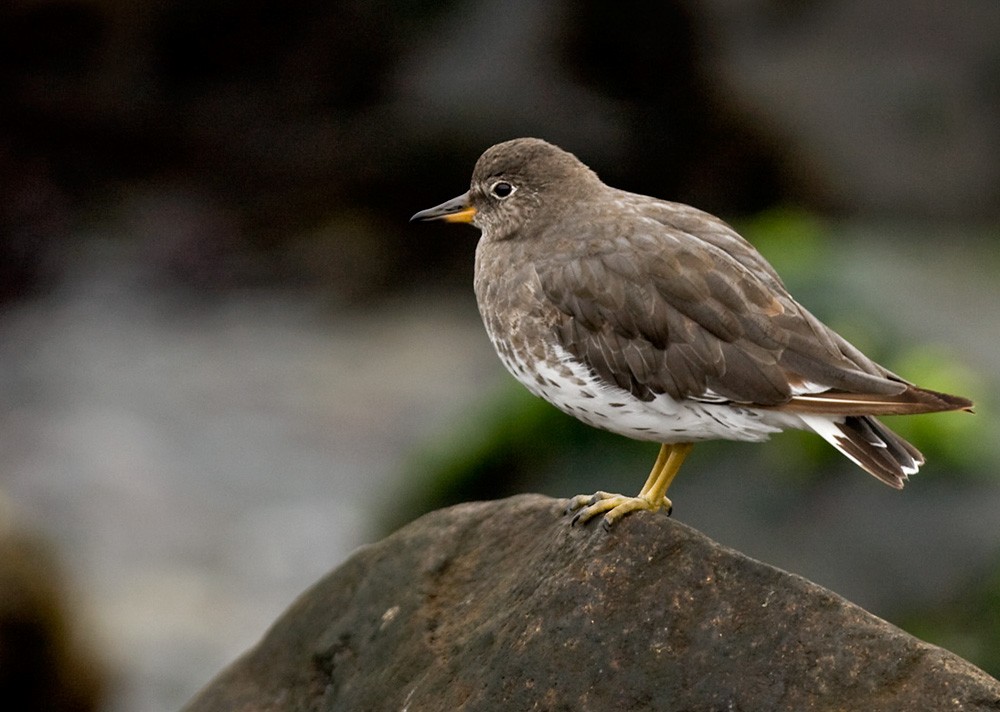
[1, 0, 998, 709]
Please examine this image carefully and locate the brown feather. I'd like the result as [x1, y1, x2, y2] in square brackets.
[781, 386, 974, 416]
[534, 192, 946, 409]
[835, 417, 920, 488]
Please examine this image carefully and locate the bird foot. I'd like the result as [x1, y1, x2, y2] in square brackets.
[566, 491, 673, 530]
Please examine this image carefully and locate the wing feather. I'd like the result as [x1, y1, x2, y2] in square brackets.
[537, 194, 971, 416]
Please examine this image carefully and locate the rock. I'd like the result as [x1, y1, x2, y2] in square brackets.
[184, 494, 1000, 711]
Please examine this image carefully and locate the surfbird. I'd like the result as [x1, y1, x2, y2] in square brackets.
[411, 138, 973, 527]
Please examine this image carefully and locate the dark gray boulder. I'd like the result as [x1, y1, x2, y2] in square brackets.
[184, 494, 1000, 711]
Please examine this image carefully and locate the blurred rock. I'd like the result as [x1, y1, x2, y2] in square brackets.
[0, 502, 104, 712]
[183, 495, 1000, 711]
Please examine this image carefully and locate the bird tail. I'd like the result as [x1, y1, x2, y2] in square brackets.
[785, 385, 974, 416]
[798, 414, 925, 489]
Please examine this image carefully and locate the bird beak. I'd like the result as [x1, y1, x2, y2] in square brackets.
[410, 192, 477, 223]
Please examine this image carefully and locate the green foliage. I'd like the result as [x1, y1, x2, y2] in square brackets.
[880, 348, 991, 473]
[737, 207, 829, 289]
[381, 385, 606, 532]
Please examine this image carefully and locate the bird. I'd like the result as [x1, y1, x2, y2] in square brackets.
[411, 138, 973, 528]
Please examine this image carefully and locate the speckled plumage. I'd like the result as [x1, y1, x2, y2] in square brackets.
[413, 138, 972, 516]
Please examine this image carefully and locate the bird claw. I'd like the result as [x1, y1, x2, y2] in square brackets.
[565, 491, 613, 518]
[566, 491, 672, 528]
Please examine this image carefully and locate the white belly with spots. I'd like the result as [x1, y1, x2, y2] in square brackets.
[491, 338, 804, 444]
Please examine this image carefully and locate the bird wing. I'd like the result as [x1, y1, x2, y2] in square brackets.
[536, 200, 921, 410]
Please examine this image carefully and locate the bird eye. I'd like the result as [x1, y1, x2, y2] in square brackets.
[490, 181, 515, 199]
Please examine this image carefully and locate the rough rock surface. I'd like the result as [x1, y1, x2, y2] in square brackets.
[184, 495, 1000, 711]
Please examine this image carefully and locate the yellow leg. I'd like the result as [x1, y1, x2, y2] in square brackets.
[567, 442, 694, 529]
[643, 442, 692, 504]
[637, 443, 673, 497]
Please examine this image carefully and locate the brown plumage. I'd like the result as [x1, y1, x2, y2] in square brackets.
[413, 138, 973, 524]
